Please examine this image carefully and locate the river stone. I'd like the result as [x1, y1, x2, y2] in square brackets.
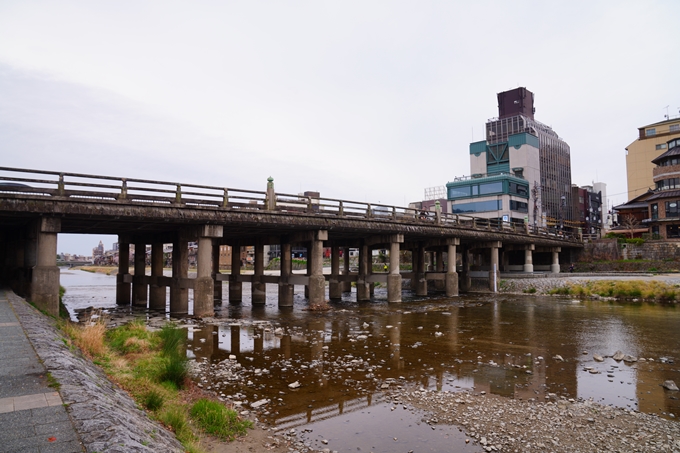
[288, 380, 302, 389]
[612, 350, 625, 361]
[251, 398, 270, 408]
[623, 355, 638, 363]
[662, 380, 679, 391]
[593, 354, 604, 362]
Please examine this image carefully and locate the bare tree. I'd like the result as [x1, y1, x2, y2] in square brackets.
[620, 214, 640, 239]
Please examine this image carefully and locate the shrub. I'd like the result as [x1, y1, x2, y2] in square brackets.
[190, 399, 252, 440]
[159, 355, 188, 389]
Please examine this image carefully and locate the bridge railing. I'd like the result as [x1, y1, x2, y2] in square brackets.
[0, 167, 580, 242]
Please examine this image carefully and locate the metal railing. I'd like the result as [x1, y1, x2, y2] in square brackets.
[0, 166, 580, 242]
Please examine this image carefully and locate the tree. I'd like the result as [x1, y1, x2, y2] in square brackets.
[620, 214, 641, 239]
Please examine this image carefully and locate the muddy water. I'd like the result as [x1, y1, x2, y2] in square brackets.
[61, 269, 680, 451]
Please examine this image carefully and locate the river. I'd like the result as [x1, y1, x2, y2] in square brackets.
[60, 268, 680, 452]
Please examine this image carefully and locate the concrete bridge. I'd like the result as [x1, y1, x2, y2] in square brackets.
[0, 167, 582, 317]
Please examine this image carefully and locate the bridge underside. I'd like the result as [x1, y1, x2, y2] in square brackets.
[0, 195, 581, 317]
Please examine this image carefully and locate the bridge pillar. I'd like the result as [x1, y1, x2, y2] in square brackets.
[357, 244, 371, 301]
[195, 225, 222, 317]
[329, 245, 342, 300]
[413, 245, 427, 296]
[342, 247, 351, 293]
[308, 231, 327, 306]
[445, 240, 459, 297]
[434, 250, 445, 291]
[170, 236, 189, 315]
[489, 242, 501, 292]
[279, 242, 293, 308]
[229, 242, 243, 303]
[460, 247, 471, 292]
[29, 218, 61, 316]
[252, 241, 266, 305]
[116, 237, 131, 305]
[149, 242, 165, 310]
[132, 241, 148, 307]
[304, 245, 311, 299]
[213, 242, 222, 305]
[387, 235, 403, 303]
[551, 247, 561, 274]
[523, 245, 534, 273]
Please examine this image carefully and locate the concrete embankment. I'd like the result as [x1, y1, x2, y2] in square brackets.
[5, 290, 184, 453]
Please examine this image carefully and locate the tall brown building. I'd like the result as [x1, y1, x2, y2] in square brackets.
[485, 87, 573, 224]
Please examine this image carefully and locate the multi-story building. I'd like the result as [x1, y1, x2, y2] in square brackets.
[626, 117, 680, 200]
[571, 184, 605, 237]
[642, 137, 680, 239]
[447, 87, 573, 228]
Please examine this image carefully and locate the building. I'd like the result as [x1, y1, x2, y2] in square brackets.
[642, 137, 680, 239]
[626, 117, 680, 200]
[447, 87, 572, 228]
[571, 183, 605, 238]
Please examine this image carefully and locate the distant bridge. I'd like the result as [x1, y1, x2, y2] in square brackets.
[0, 167, 581, 317]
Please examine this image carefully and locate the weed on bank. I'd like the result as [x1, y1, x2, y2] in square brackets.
[549, 279, 680, 302]
[62, 317, 252, 452]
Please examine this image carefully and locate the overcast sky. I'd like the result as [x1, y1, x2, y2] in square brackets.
[1, 1, 678, 255]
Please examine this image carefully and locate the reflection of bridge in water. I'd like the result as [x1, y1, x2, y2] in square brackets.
[0, 166, 581, 318]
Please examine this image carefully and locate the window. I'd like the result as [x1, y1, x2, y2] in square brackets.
[510, 200, 528, 213]
[656, 143, 668, 150]
[667, 225, 680, 238]
[451, 200, 502, 213]
[646, 128, 656, 136]
[448, 186, 470, 199]
[651, 203, 658, 220]
[479, 181, 503, 195]
[665, 200, 680, 218]
[671, 124, 680, 133]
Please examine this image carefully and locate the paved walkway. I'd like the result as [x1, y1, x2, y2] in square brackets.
[0, 290, 84, 453]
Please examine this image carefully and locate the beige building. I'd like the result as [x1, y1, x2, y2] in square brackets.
[626, 118, 680, 200]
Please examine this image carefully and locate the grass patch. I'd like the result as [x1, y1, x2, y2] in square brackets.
[143, 390, 165, 411]
[523, 287, 537, 294]
[190, 399, 253, 441]
[549, 280, 680, 302]
[58, 319, 250, 452]
[46, 372, 61, 390]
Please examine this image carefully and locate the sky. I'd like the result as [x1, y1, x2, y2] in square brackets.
[1, 1, 678, 255]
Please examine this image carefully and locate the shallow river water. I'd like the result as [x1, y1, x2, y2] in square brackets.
[60, 269, 680, 452]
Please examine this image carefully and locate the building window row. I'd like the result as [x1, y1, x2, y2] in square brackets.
[509, 200, 528, 213]
[451, 200, 502, 214]
[656, 178, 680, 190]
[666, 200, 680, 218]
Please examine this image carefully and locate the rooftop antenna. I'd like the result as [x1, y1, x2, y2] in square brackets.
[664, 105, 670, 119]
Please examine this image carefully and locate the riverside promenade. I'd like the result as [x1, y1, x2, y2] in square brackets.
[0, 289, 184, 453]
[0, 289, 83, 452]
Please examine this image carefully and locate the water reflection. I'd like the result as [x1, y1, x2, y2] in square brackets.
[61, 269, 680, 426]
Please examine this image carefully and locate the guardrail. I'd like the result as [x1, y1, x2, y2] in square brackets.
[0, 167, 580, 242]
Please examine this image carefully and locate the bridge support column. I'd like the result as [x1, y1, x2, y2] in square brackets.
[435, 250, 445, 291]
[304, 245, 311, 299]
[308, 231, 327, 306]
[194, 225, 222, 317]
[446, 240, 459, 297]
[460, 247, 471, 292]
[523, 245, 534, 273]
[413, 245, 427, 296]
[357, 244, 371, 301]
[279, 242, 293, 308]
[342, 247, 351, 292]
[116, 237, 131, 305]
[170, 236, 189, 315]
[149, 242, 165, 310]
[551, 247, 561, 274]
[252, 241, 266, 305]
[132, 241, 148, 307]
[229, 242, 242, 304]
[489, 242, 501, 292]
[329, 245, 342, 300]
[29, 218, 61, 316]
[213, 242, 222, 305]
[387, 235, 403, 303]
